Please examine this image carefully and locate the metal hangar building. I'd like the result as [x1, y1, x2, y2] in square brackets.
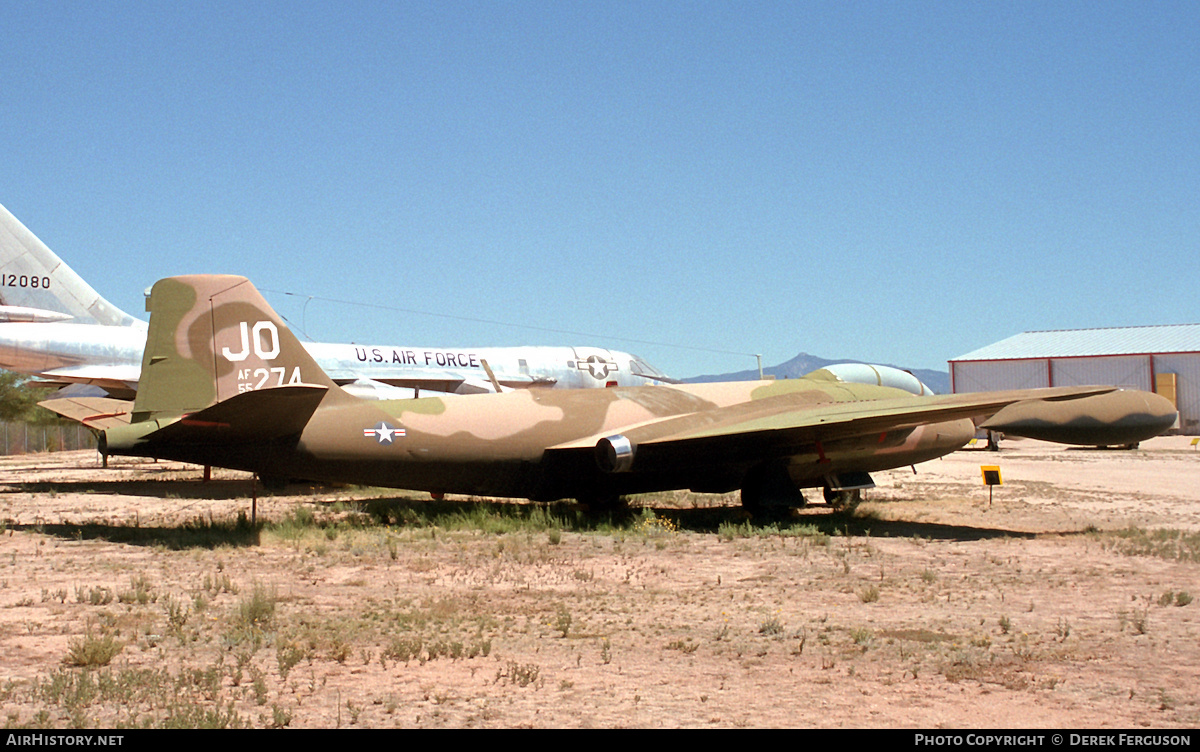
[949, 324, 1200, 435]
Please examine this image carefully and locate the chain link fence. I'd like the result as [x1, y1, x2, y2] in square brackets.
[0, 422, 97, 455]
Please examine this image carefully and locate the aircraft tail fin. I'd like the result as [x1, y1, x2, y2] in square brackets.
[132, 275, 338, 422]
[0, 203, 144, 327]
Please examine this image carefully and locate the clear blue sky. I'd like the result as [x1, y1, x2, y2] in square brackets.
[3, 1, 1197, 378]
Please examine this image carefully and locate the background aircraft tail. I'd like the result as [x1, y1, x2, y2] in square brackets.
[0, 203, 144, 327]
[132, 275, 338, 422]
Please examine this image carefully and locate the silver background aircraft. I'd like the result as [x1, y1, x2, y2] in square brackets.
[0, 203, 674, 405]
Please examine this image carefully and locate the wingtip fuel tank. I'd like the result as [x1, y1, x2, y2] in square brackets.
[980, 390, 1178, 446]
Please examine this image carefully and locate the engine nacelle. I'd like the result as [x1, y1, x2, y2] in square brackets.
[595, 434, 636, 473]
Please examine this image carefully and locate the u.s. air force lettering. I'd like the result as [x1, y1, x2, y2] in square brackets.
[354, 347, 482, 369]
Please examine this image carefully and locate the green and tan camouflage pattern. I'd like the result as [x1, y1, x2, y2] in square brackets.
[101, 276, 1179, 504]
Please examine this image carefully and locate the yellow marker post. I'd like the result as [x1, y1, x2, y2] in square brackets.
[1190, 438, 1199, 449]
[981, 465, 1002, 507]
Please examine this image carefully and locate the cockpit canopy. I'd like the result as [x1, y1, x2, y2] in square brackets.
[807, 363, 936, 396]
[629, 356, 673, 382]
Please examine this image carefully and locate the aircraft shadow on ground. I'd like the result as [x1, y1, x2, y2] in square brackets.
[301, 495, 1043, 544]
[8, 517, 261, 550]
[2, 478, 259, 500]
[7, 478, 1045, 549]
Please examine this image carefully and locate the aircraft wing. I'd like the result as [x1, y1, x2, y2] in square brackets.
[643, 386, 1121, 445]
[547, 385, 1130, 469]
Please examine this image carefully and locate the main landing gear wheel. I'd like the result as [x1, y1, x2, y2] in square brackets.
[823, 486, 862, 513]
[740, 464, 806, 513]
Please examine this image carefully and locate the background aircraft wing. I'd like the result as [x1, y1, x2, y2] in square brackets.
[331, 369, 552, 395]
[38, 364, 142, 392]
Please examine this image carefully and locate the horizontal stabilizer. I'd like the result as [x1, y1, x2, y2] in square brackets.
[154, 384, 329, 443]
[103, 384, 329, 455]
[38, 396, 133, 429]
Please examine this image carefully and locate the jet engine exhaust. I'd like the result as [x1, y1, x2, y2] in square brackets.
[596, 434, 636, 473]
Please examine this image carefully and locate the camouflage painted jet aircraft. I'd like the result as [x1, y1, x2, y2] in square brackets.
[99, 275, 1178, 509]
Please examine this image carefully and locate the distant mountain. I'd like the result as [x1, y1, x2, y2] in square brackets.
[683, 352, 951, 394]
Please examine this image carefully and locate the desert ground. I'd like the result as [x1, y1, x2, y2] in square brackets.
[0, 437, 1197, 728]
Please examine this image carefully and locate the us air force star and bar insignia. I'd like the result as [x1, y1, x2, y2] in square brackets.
[578, 355, 617, 380]
[364, 422, 405, 444]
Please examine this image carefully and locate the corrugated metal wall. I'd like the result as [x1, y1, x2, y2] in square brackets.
[1050, 355, 1151, 390]
[952, 359, 1048, 392]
